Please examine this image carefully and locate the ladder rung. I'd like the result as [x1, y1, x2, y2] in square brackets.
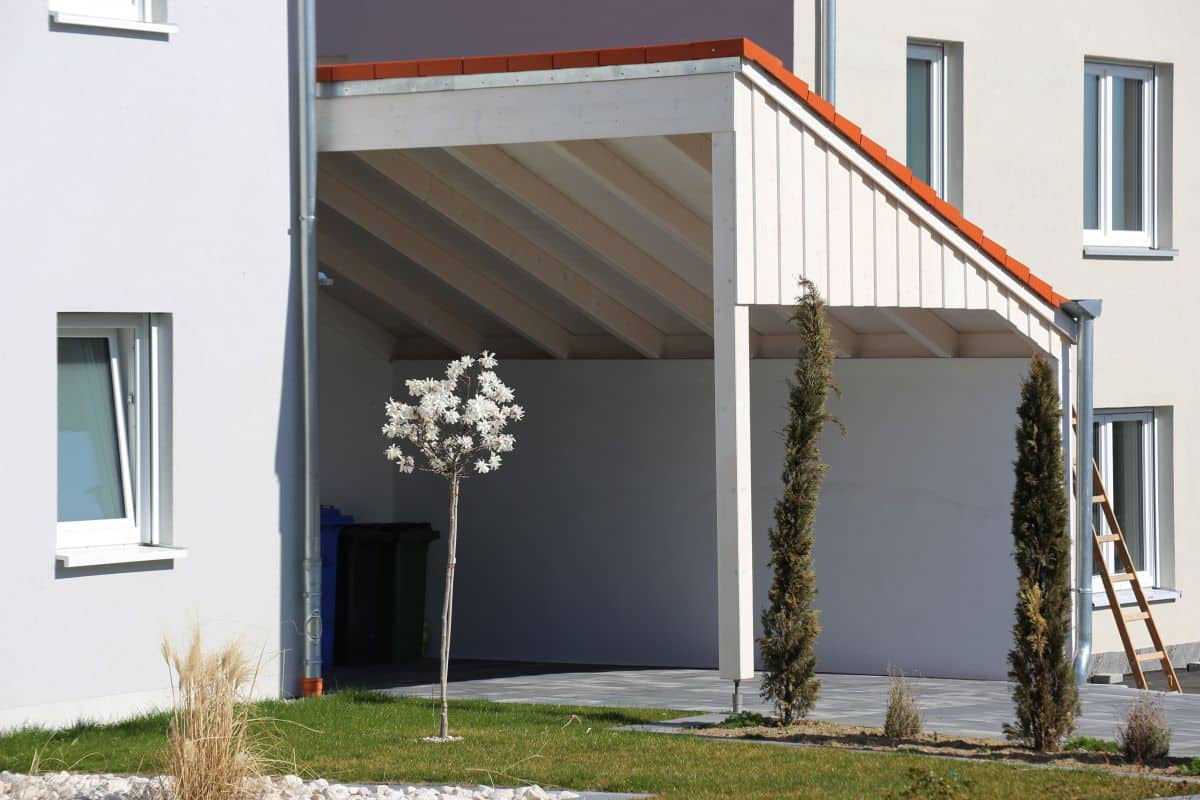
[1092, 495, 1106, 504]
[1123, 611, 1150, 622]
[1109, 573, 1136, 583]
[1136, 651, 1166, 662]
[1095, 534, 1121, 543]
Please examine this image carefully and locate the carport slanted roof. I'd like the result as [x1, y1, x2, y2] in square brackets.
[317, 37, 1067, 312]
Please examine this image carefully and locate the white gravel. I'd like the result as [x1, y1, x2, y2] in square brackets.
[0, 772, 580, 800]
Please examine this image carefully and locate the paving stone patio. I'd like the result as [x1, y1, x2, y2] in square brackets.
[350, 662, 1200, 757]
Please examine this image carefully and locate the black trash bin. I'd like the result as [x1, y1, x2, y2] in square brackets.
[334, 522, 439, 667]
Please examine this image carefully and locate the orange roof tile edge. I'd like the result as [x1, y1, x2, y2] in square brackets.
[319, 38, 1065, 310]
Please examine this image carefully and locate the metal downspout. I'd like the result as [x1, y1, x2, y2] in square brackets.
[296, 0, 322, 697]
[818, 0, 836, 102]
[1064, 299, 1102, 687]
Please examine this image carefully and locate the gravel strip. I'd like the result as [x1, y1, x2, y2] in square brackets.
[0, 772, 580, 800]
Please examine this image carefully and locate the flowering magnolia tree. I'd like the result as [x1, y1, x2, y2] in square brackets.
[383, 351, 523, 740]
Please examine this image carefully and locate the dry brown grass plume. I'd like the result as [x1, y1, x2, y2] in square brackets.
[161, 626, 265, 800]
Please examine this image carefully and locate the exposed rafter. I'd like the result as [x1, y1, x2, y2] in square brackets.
[317, 231, 484, 355]
[445, 145, 715, 335]
[545, 140, 713, 262]
[356, 150, 668, 358]
[664, 133, 713, 173]
[879, 308, 960, 358]
[319, 163, 573, 358]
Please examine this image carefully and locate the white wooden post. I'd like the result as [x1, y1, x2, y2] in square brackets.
[712, 79, 756, 710]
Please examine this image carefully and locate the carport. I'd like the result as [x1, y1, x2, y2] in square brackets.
[312, 38, 1082, 701]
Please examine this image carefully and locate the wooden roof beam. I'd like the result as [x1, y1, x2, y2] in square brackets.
[357, 149, 667, 358]
[546, 139, 713, 262]
[319, 164, 573, 359]
[878, 308, 960, 358]
[445, 145, 715, 336]
[317, 231, 484, 355]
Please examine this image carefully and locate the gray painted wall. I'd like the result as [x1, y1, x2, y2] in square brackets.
[316, 0, 795, 69]
[382, 358, 1025, 680]
[0, 1, 298, 726]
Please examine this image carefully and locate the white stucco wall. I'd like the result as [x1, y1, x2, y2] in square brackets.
[0, 2, 297, 727]
[790, 0, 1199, 663]
[390, 358, 1026, 680]
[318, 301, 395, 523]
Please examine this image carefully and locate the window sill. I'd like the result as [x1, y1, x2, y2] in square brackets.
[49, 11, 177, 35]
[1093, 587, 1180, 609]
[1083, 245, 1178, 260]
[56, 543, 188, 568]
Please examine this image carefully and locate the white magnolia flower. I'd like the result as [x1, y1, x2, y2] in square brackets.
[384, 351, 523, 480]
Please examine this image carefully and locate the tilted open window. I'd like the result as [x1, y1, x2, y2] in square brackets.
[57, 314, 174, 559]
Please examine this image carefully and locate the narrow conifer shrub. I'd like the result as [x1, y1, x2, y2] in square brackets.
[759, 279, 841, 724]
[1004, 354, 1077, 752]
[884, 669, 923, 739]
[1118, 695, 1171, 762]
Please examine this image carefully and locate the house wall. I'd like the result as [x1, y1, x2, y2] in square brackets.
[390, 358, 1026, 680]
[315, 0, 796, 70]
[0, 2, 297, 727]
[318, 296, 395, 523]
[791, 0, 1200, 665]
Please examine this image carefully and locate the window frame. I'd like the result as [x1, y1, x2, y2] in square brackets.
[57, 327, 139, 547]
[1092, 409, 1158, 591]
[48, 0, 175, 35]
[906, 42, 947, 197]
[57, 314, 166, 552]
[1083, 60, 1156, 249]
[49, 0, 143, 23]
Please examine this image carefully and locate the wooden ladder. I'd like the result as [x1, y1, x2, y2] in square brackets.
[1087, 460, 1181, 691]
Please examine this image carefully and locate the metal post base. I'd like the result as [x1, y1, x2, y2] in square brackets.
[732, 679, 742, 713]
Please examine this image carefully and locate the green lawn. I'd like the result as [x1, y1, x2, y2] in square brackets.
[0, 690, 1192, 800]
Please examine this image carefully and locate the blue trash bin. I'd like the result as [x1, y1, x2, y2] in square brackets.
[319, 505, 355, 672]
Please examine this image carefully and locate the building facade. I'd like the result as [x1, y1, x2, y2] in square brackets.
[0, 1, 303, 726]
[0, 0, 1193, 729]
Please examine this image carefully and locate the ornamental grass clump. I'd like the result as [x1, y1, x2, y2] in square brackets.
[1117, 695, 1171, 762]
[383, 351, 523, 741]
[1004, 354, 1077, 752]
[883, 669, 922, 739]
[759, 279, 841, 724]
[162, 627, 264, 800]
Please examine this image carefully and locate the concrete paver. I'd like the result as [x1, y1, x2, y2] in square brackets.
[364, 663, 1200, 757]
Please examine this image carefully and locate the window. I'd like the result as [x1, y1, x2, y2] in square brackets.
[1083, 61, 1156, 248]
[906, 43, 946, 195]
[48, 0, 175, 33]
[57, 314, 171, 552]
[1092, 411, 1157, 587]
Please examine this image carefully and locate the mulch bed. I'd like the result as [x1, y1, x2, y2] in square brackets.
[692, 719, 1199, 780]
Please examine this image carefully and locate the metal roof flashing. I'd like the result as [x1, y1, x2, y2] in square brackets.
[317, 57, 743, 98]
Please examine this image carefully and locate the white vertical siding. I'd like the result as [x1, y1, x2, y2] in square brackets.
[732, 81, 1066, 354]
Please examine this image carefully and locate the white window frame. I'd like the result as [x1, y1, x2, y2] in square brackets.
[1092, 409, 1157, 591]
[57, 327, 139, 547]
[57, 314, 171, 553]
[1083, 60, 1155, 249]
[906, 42, 947, 196]
[48, 0, 175, 34]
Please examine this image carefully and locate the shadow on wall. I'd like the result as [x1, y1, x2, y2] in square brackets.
[277, 0, 305, 699]
[314, 0, 795, 68]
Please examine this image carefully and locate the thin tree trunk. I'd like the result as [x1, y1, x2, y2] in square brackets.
[438, 474, 461, 739]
